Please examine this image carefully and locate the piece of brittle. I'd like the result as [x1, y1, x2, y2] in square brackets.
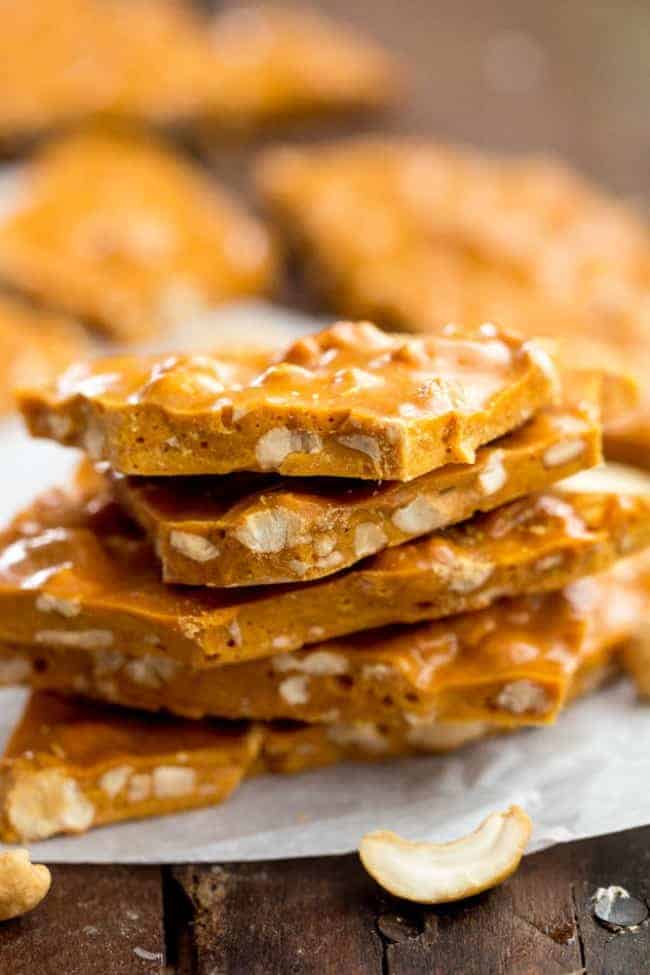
[108, 404, 600, 585]
[19, 320, 559, 479]
[204, 4, 400, 131]
[0, 559, 643, 729]
[256, 139, 650, 345]
[0, 480, 649, 668]
[256, 139, 650, 458]
[0, 130, 274, 341]
[0, 293, 90, 414]
[0, 1, 399, 147]
[0, 692, 262, 842]
[0, 648, 622, 840]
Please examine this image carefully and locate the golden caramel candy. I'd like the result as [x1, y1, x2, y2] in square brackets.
[0, 0, 221, 143]
[0, 294, 89, 415]
[256, 139, 650, 461]
[0, 653, 619, 840]
[19, 320, 558, 479]
[0, 1, 398, 146]
[0, 692, 262, 842]
[0, 481, 649, 668]
[109, 405, 600, 586]
[2, 560, 644, 728]
[204, 4, 400, 131]
[257, 647, 618, 776]
[0, 130, 274, 341]
[256, 139, 649, 345]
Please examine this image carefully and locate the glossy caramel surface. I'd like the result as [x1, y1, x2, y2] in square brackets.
[0, 479, 649, 667]
[20, 320, 558, 478]
[4, 692, 256, 767]
[0, 641, 620, 839]
[5, 559, 644, 729]
[0, 690, 261, 841]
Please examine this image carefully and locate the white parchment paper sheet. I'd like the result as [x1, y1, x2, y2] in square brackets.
[0, 301, 648, 862]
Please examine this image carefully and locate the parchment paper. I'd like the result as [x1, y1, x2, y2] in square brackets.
[0, 301, 648, 862]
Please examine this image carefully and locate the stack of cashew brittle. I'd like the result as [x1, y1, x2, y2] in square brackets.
[1, 319, 650, 842]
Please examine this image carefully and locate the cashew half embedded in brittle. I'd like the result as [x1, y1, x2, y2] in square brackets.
[0, 848, 51, 921]
[359, 806, 532, 904]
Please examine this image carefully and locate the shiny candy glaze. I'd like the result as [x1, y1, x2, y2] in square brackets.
[35, 322, 534, 418]
[0, 561, 641, 732]
[0, 482, 649, 668]
[19, 321, 559, 479]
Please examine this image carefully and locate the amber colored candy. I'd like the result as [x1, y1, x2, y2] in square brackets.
[0, 130, 274, 341]
[0, 478, 649, 668]
[256, 139, 650, 457]
[19, 320, 559, 479]
[0, 558, 645, 729]
[108, 404, 600, 586]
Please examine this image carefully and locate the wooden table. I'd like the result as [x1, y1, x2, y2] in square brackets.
[1, 825, 649, 973]
[2, 1, 650, 972]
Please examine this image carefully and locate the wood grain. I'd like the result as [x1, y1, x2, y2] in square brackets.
[173, 856, 385, 975]
[170, 828, 650, 974]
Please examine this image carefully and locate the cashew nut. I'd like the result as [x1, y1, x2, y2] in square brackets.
[560, 462, 650, 495]
[359, 805, 532, 904]
[0, 849, 51, 921]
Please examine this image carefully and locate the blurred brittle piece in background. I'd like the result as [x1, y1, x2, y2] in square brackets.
[0, 129, 275, 342]
[203, 4, 401, 133]
[0, 0, 227, 147]
[0, 0, 399, 150]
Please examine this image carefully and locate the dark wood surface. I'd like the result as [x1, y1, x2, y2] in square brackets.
[2, 1, 650, 972]
[2, 825, 650, 974]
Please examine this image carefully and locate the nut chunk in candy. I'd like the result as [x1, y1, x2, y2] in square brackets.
[359, 807, 532, 903]
[5, 560, 643, 726]
[0, 131, 274, 342]
[1, 485, 649, 668]
[20, 321, 559, 479]
[110, 404, 600, 586]
[0, 693, 262, 842]
[260, 644, 621, 775]
[0, 849, 51, 921]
